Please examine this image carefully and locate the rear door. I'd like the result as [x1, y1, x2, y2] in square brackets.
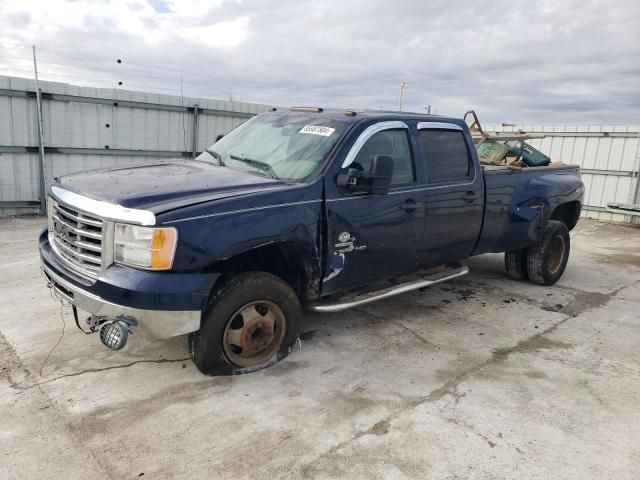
[417, 123, 484, 266]
[322, 122, 425, 295]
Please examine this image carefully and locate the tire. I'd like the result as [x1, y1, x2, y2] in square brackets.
[189, 272, 302, 375]
[505, 248, 529, 281]
[526, 221, 570, 286]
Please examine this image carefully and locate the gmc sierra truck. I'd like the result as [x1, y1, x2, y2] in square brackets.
[39, 108, 584, 375]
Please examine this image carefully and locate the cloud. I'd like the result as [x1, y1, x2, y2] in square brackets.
[0, 0, 638, 124]
[179, 16, 250, 48]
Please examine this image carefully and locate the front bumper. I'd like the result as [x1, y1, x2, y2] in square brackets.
[40, 229, 218, 339]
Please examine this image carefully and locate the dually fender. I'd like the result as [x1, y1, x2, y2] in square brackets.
[513, 171, 584, 244]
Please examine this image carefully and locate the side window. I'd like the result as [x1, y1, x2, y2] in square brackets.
[419, 130, 472, 183]
[351, 129, 415, 186]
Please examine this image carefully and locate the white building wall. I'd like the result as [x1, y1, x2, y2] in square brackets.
[0, 75, 273, 216]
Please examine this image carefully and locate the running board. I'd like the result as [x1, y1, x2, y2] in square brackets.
[309, 263, 469, 313]
[607, 202, 640, 217]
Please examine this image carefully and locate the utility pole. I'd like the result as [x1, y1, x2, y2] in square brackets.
[398, 82, 407, 111]
[191, 104, 200, 158]
[32, 45, 47, 214]
[425, 105, 431, 114]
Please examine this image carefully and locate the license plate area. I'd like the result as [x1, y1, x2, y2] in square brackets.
[44, 269, 75, 304]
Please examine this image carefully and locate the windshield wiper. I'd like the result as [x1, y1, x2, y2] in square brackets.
[206, 149, 225, 166]
[229, 154, 278, 179]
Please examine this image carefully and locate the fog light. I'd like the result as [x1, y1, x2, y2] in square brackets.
[99, 320, 129, 350]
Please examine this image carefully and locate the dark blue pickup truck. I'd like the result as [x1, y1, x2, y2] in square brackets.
[40, 108, 584, 374]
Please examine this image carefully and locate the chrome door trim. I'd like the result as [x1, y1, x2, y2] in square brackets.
[341, 121, 409, 169]
[417, 121, 463, 131]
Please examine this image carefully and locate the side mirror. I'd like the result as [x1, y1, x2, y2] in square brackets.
[336, 155, 394, 195]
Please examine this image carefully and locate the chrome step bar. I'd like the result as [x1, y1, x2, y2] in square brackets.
[309, 263, 469, 313]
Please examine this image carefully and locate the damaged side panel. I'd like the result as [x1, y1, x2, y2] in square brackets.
[162, 182, 324, 299]
[321, 187, 425, 297]
[474, 167, 583, 254]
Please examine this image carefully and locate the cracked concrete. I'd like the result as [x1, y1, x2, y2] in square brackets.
[1, 216, 639, 479]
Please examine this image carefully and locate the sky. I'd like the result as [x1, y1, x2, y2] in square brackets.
[0, 0, 639, 125]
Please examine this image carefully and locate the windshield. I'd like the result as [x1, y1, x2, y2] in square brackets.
[196, 114, 350, 181]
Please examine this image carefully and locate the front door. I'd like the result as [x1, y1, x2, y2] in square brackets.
[322, 125, 425, 295]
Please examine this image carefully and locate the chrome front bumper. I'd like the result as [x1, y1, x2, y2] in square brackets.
[42, 262, 201, 339]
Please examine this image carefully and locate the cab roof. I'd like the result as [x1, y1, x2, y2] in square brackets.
[269, 107, 467, 128]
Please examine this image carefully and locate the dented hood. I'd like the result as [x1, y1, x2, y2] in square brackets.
[56, 159, 287, 213]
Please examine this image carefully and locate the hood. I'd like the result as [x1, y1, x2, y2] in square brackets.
[57, 159, 287, 213]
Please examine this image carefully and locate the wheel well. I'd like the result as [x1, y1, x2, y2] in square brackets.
[550, 201, 581, 231]
[210, 242, 320, 301]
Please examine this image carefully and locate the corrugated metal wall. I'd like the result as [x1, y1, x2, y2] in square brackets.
[486, 125, 640, 223]
[2, 74, 638, 223]
[0, 75, 274, 217]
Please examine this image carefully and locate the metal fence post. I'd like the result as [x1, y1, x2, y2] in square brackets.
[633, 132, 640, 205]
[191, 104, 199, 158]
[32, 45, 47, 214]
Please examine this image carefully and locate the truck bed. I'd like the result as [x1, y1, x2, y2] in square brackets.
[473, 164, 582, 255]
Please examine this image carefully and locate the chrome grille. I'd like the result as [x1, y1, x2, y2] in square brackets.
[49, 198, 103, 277]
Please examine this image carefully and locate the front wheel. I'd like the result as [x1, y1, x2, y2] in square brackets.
[189, 272, 302, 375]
[526, 221, 570, 286]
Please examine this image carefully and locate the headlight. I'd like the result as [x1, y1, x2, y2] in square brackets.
[114, 224, 178, 270]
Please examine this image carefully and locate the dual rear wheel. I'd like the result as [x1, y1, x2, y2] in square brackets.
[505, 220, 570, 286]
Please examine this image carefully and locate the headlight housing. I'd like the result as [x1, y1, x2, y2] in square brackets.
[114, 224, 178, 270]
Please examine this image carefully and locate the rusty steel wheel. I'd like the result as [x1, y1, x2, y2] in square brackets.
[189, 272, 302, 375]
[546, 235, 566, 275]
[222, 300, 287, 368]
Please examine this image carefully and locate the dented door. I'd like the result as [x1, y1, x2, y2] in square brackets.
[322, 190, 425, 295]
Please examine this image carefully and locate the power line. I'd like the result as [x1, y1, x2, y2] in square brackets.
[0, 64, 372, 106]
[0, 40, 241, 84]
[0, 42, 395, 108]
[0, 40, 381, 103]
[0, 66, 190, 96]
[1, 54, 222, 89]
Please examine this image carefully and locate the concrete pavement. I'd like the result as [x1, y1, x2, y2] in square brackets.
[1, 216, 639, 479]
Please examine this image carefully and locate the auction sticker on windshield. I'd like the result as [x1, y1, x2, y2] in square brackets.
[299, 125, 335, 136]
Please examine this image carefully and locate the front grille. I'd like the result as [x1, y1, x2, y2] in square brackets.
[50, 198, 103, 277]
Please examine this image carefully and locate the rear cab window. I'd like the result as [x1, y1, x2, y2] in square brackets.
[418, 129, 473, 184]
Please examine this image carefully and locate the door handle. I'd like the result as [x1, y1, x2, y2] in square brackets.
[400, 199, 418, 212]
[461, 191, 477, 203]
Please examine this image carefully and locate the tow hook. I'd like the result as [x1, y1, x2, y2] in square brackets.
[99, 316, 137, 351]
